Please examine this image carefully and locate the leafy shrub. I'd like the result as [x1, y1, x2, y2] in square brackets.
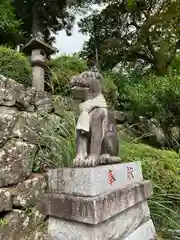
[47, 55, 117, 107]
[113, 70, 143, 110]
[47, 55, 87, 96]
[120, 142, 180, 195]
[0, 0, 22, 47]
[33, 111, 76, 172]
[120, 141, 180, 235]
[125, 72, 180, 127]
[102, 72, 118, 107]
[0, 46, 31, 85]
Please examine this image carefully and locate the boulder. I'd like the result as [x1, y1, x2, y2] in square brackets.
[0, 139, 37, 187]
[114, 111, 126, 123]
[0, 208, 45, 240]
[34, 91, 53, 113]
[12, 112, 61, 145]
[0, 107, 18, 144]
[13, 174, 46, 207]
[53, 95, 78, 116]
[0, 76, 35, 109]
[24, 220, 48, 240]
[0, 188, 12, 212]
[12, 112, 47, 144]
[33, 148, 54, 172]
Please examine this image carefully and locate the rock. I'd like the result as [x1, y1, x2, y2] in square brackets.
[0, 107, 18, 144]
[114, 111, 126, 123]
[170, 126, 180, 142]
[13, 174, 46, 207]
[0, 74, 7, 87]
[0, 139, 37, 187]
[125, 111, 134, 123]
[0, 208, 45, 240]
[0, 76, 35, 109]
[147, 118, 166, 147]
[24, 221, 48, 240]
[0, 189, 12, 212]
[34, 91, 53, 113]
[33, 149, 54, 172]
[12, 112, 47, 144]
[53, 95, 78, 116]
[12, 112, 61, 145]
[18, 86, 36, 109]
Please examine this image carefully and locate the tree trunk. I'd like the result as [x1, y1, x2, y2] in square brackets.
[32, 1, 42, 37]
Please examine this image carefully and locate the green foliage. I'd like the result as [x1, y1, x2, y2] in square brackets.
[0, 46, 31, 85]
[121, 142, 180, 194]
[102, 72, 118, 107]
[79, 0, 180, 74]
[125, 72, 180, 128]
[33, 111, 76, 171]
[112, 69, 143, 110]
[12, 0, 97, 45]
[47, 55, 117, 106]
[0, 219, 8, 227]
[120, 141, 180, 236]
[0, 0, 22, 47]
[47, 55, 87, 96]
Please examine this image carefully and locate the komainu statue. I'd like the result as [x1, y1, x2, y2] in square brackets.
[70, 70, 120, 167]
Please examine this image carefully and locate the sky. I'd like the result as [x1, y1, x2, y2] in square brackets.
[54, 15, 89, 55]
[54, 4, 104, 56]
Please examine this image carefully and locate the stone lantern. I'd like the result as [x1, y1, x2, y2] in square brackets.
[23, 36, 56, 91]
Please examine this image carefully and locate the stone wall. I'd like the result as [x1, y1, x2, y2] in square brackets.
[0, 75, 77, 240]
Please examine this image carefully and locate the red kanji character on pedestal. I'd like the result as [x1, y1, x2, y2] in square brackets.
[108, 169, 116, 185]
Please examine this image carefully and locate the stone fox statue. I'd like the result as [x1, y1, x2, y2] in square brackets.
[70, 70, 119, 167]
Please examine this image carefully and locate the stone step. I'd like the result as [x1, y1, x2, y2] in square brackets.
[47, 202, 155, 240]
[38, 180, 152, 225]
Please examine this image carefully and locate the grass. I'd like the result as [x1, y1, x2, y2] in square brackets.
[32, 111, 76, 172]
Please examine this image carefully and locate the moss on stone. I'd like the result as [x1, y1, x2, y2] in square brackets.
[120, 142, 180, 194]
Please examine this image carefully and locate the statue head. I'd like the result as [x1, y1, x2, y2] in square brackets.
[70, 70, 103, 101]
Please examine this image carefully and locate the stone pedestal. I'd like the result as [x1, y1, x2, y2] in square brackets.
[38, 162, 156, 240]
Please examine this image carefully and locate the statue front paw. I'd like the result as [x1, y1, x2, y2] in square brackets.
[72, 156, 85, 167]
[85, 155, 99, 167]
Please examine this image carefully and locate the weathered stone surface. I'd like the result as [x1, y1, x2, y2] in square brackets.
[39, 180, 152, 224]
[48, 162, 143, 196]
[24, 221, 48, 240]
[0, 74, 7, 86]
[18, 87, 36, 109]
[114, 111, 126, 123]
[0, 139, 37, 187]
[124, 219, 156, 240]
[34, 91, 53, 113]
[34, 149, 55, 172]
[0, 188, 12, 212]
[0, 208, 45, 240]
[2, 77, 25, 101]
[53, 96, 78, 116]
[12, 111, 61, 144]
[13, 174, 46, 207]
[0, 76, 36, 109]
[12, 112, 46, 144]
[0, 107, 18, 144]
[48, 201, 154, 240]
